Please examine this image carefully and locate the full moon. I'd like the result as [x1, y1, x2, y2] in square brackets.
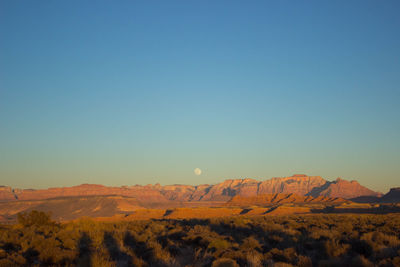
[194, 168, 202, 176]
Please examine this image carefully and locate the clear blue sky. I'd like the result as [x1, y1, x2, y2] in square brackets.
[1, 1, 399, 192]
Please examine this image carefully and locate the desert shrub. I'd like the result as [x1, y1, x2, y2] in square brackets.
[211, 257, 239, 267]
[91, 251, 116, 267]
[282, 227, 300, 237]
[260, 222, 286, 233]
[361, 231, 400, 253]
[350, 239, 373, 257]
[297, 255, 312, 267]
[0, 252, 25, 266]
[183, 234, 210, 251]
[392, 257, 400, 266]
[147, 240, 176, 265]
[1, 242, 20, 253]
[225, 217, 251, 228]
[246, 252, 262, 267]
[130, 255, 147, 267]
[0, 248, 5, 259]
[240, 236, 262, 252]
[318, 258, 345, 267]
[270, 262, 293, 267]
[208, 239, 231, 251]
[282, 248, 297, 265]
[309, 228, 339, 240]
[265, 248, 296, 264]
[324, 239, 350, 258]
[376, 247, 398, 261]
[0, 258, 16, 267]
[191, 224, 211, 235]
[103, 231, 133, 266]
[351, 255, 374, 267]
[17, 211, 55, 227]
[146, 221, 166, 235]
[22, 247, 39, 265]
[267, 234, 284, 245]
[191, 247, 213, 266]
[35, 238, 65, 264]
[54, 227, 80, 250]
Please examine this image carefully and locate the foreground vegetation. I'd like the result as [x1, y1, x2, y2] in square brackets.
[0, 211, 400, 266]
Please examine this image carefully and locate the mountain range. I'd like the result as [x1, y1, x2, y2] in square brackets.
[0, 174, 382, 202]
[0, 174, 399, 222]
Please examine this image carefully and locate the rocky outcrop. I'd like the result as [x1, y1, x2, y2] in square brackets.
[0, 174, 383, 202]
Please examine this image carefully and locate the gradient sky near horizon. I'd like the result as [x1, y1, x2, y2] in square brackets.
[1, 1, 399, 192]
